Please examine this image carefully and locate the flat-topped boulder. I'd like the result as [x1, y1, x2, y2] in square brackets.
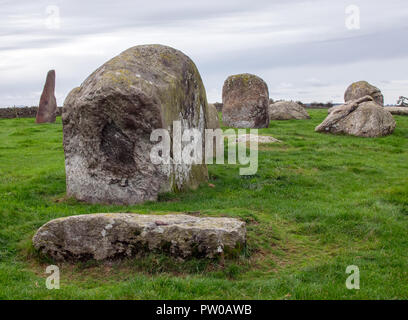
[62, 44, 209, 205]
[269, 101, 310, 120]
[315, 96, 395, 137]
[344, 81, 384, 105]
[32, 213, 246, 261]
[222, 73, 269, 128]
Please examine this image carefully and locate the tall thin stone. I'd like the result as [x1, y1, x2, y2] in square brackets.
[36, 70, 57, 123]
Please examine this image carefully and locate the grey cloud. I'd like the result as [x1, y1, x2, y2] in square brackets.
[198, 27, 408, 74]
[1, 0, 408, 106]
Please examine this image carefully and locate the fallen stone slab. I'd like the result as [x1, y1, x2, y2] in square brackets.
[224, 134, 281, 144]
[384, 107, 408, 116]
[32, 213, 246, 262]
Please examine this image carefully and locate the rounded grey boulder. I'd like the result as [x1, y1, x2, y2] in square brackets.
[62, 45, 209, 205]
[32, 213, 246, 261]
[269, 101, 310, 120]
[344, 81, 384, 105]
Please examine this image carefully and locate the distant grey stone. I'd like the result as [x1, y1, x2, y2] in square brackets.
[32, 213, 246, 261]
[269, 101, 310, 120]
[207, 103, 220, 129]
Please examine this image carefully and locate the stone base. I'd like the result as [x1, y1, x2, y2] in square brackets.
[32, 213, 246, 262]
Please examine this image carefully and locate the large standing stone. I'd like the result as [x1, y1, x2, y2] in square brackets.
[344, 81, 384, 105]
[32, 213, 246, 261]
[62, 45, 209, 205]
[315, 96, 395, 137]
[36, 70, 57, 123]
[222, 73, 270, 128]
[269, 101, 310, 120]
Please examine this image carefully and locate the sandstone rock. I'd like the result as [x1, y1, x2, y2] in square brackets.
[269, 101, 310, 120]
[344, 81, 384, 105]
[384, 107, 408, 116]
[207, 103, 220, 129]
[315, 96, 395, 137]
[36, 70, 57, 123]
[62, 45, 209, 205]
[32, 213, 246, 261]
[222, 73, 269, 128]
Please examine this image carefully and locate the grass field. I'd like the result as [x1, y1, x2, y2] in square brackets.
[0, 109, 407, 300]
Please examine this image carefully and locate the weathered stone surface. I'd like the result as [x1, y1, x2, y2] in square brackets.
[32, 213, 246, 261]
[36, 70, 57, 123]
[207, 103, 220, 129]
[269, 101, 310, 120]
[222, 73, 269, 128]
[315, 96, 395, 137]
[384, 107, 408, 116]
[344, 81, 384, 105]
[62, 44, 209, 205]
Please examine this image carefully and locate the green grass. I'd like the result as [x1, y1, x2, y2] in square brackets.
[0, 110, 408, 299]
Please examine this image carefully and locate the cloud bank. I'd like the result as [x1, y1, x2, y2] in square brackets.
[0, 0, 407, 106]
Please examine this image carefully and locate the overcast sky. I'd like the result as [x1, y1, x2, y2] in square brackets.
[1, 0, 407, 107]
